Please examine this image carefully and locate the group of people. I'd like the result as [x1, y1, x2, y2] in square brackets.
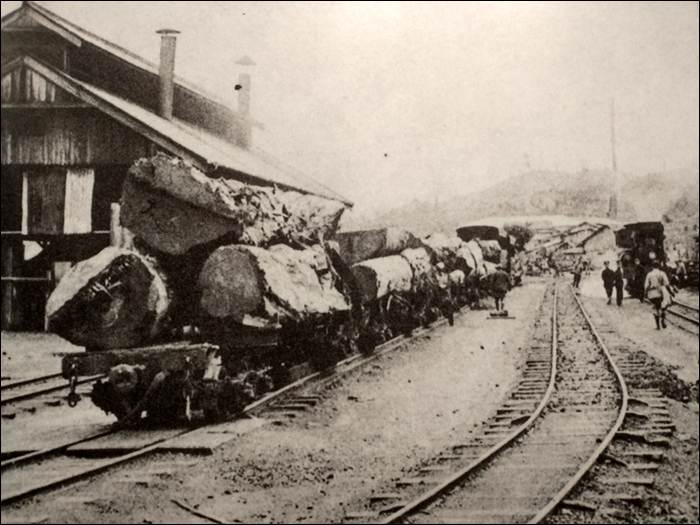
[599, 258, 673, 330]
[601, 260, 625, 306]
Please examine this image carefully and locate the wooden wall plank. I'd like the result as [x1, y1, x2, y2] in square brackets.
[1, 109, 152, 165]
[64, 167, 94, 234]
[25, 168, 66, 235]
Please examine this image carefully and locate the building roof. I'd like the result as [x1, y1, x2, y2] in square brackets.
[2, 55, 351, 204]
[1, 1, 231, 109]
[1, 2, 352, 206]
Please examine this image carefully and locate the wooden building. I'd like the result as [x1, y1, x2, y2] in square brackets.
[1, 1, 350, 330]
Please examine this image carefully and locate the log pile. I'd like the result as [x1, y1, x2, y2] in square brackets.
[47, 154, 351, 350]
[46, 152, 520, 353]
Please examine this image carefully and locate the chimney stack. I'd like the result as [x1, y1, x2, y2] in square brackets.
[235, 56, 255, 149]
[157, 29, 180, 120]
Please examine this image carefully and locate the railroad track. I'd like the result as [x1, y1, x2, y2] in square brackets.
[343, 282, 632, 524]
[1, 373, 105, 406]
[0, 315, 453, 507]
[639, 296, 699, 335]
[666, 299, 699, 331]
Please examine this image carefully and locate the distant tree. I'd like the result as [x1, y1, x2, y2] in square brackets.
[504, 224, 534, 251]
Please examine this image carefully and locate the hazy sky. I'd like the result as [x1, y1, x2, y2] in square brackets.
[2, 1, 698, 216]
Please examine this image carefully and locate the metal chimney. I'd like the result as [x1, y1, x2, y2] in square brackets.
[235, 56, 255, 149]
[157, 29, 180, 120]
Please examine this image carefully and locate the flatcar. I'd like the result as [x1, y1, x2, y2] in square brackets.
[57, 228, 462, 425]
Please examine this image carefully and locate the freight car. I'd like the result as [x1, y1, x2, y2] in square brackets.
[615, 221, 666, 298]
[50, 156, 504, 426]
[55, 230, 465, 425]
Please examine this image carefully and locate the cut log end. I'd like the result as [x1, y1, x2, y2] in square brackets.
[198, 246, 263, 322]
[47, 248, 170, 350]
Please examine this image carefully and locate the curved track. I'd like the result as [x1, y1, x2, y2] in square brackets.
[666, 299, 699, 332]
[343, 282, 628, 524]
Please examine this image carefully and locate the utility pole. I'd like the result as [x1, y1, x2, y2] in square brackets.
[608, 98, 619, 220]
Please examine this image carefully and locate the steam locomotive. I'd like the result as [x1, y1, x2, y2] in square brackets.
[616, 221, 666, 298]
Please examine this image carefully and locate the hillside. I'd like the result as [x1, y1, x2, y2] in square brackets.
[662, 178, 699, 257]
[351, 167, 698, 237]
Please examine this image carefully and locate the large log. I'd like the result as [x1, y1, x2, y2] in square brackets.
[461, 240, 484, 271]
[121, 154, 348, 255]
[198, 244, 349, 326]
[46, 247, 170, 350]
[335, 228, 424, 266]
[423, 233, 471, 273]
[477, 239, 503, 264]
[351, 256, 413, 304]
[400, 247, 435, 290]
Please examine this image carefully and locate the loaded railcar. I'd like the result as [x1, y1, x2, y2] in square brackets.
[456, 225, 514, 274]
[56, 222, 463, 425]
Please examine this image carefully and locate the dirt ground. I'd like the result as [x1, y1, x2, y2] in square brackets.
[1, 280, 548, 524]
[1, 331, 81, 381]
[1, 276, 698, 524]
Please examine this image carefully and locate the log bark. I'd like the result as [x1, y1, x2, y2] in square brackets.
[198, 244, 349, 325]
[121, 154, 348, 255]
[120, 177, 242, 255]
[335, 228, 424, 266]
[449, 270, 465, 286]
[351, 255, 413, 304]
[46, 247, 170, 350]
[423, 233, 472, 273]
[461, 240, 484, 272]
[400, 247, 435, 290]
[477, 239, 503, 264]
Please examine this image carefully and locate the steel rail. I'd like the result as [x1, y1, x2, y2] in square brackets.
[0, 374, 105, 406]
[1, 312, 457, 506]
[643, 298, 699, 332]
[672, 298, 699, 312]
[1, 373, 63, 391]
[529, 285, 629, 523]
[0, 429, 192, 505]
[379, 287, 559, 524]
[666, 306, 699, 326]
[0, 427, 117, 471]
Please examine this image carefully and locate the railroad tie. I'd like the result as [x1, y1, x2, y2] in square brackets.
[376, 501, 408, 514]
[343, 510, 378, 521]
[561, 499, 597, 512]
[267, 403, 310, 411]
[395, 477, 441, 487]
[601, 476, 655, 486]
[626, 462, 660, 471]
[619, 450, 665, 461]
[425, 509, 540, 523]
[419, 465, 453, 473]
[368, 493, 403, 504]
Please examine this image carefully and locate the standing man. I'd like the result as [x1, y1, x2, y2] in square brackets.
[490, 266, 511, 313]
[632, 258, 646, 301]
[645, 260, 671, 329]
[572, 258, 583, 288]
[675, 259, 687, 288]
[614, 260, 625, 307]
[601, 261, 616, 305]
